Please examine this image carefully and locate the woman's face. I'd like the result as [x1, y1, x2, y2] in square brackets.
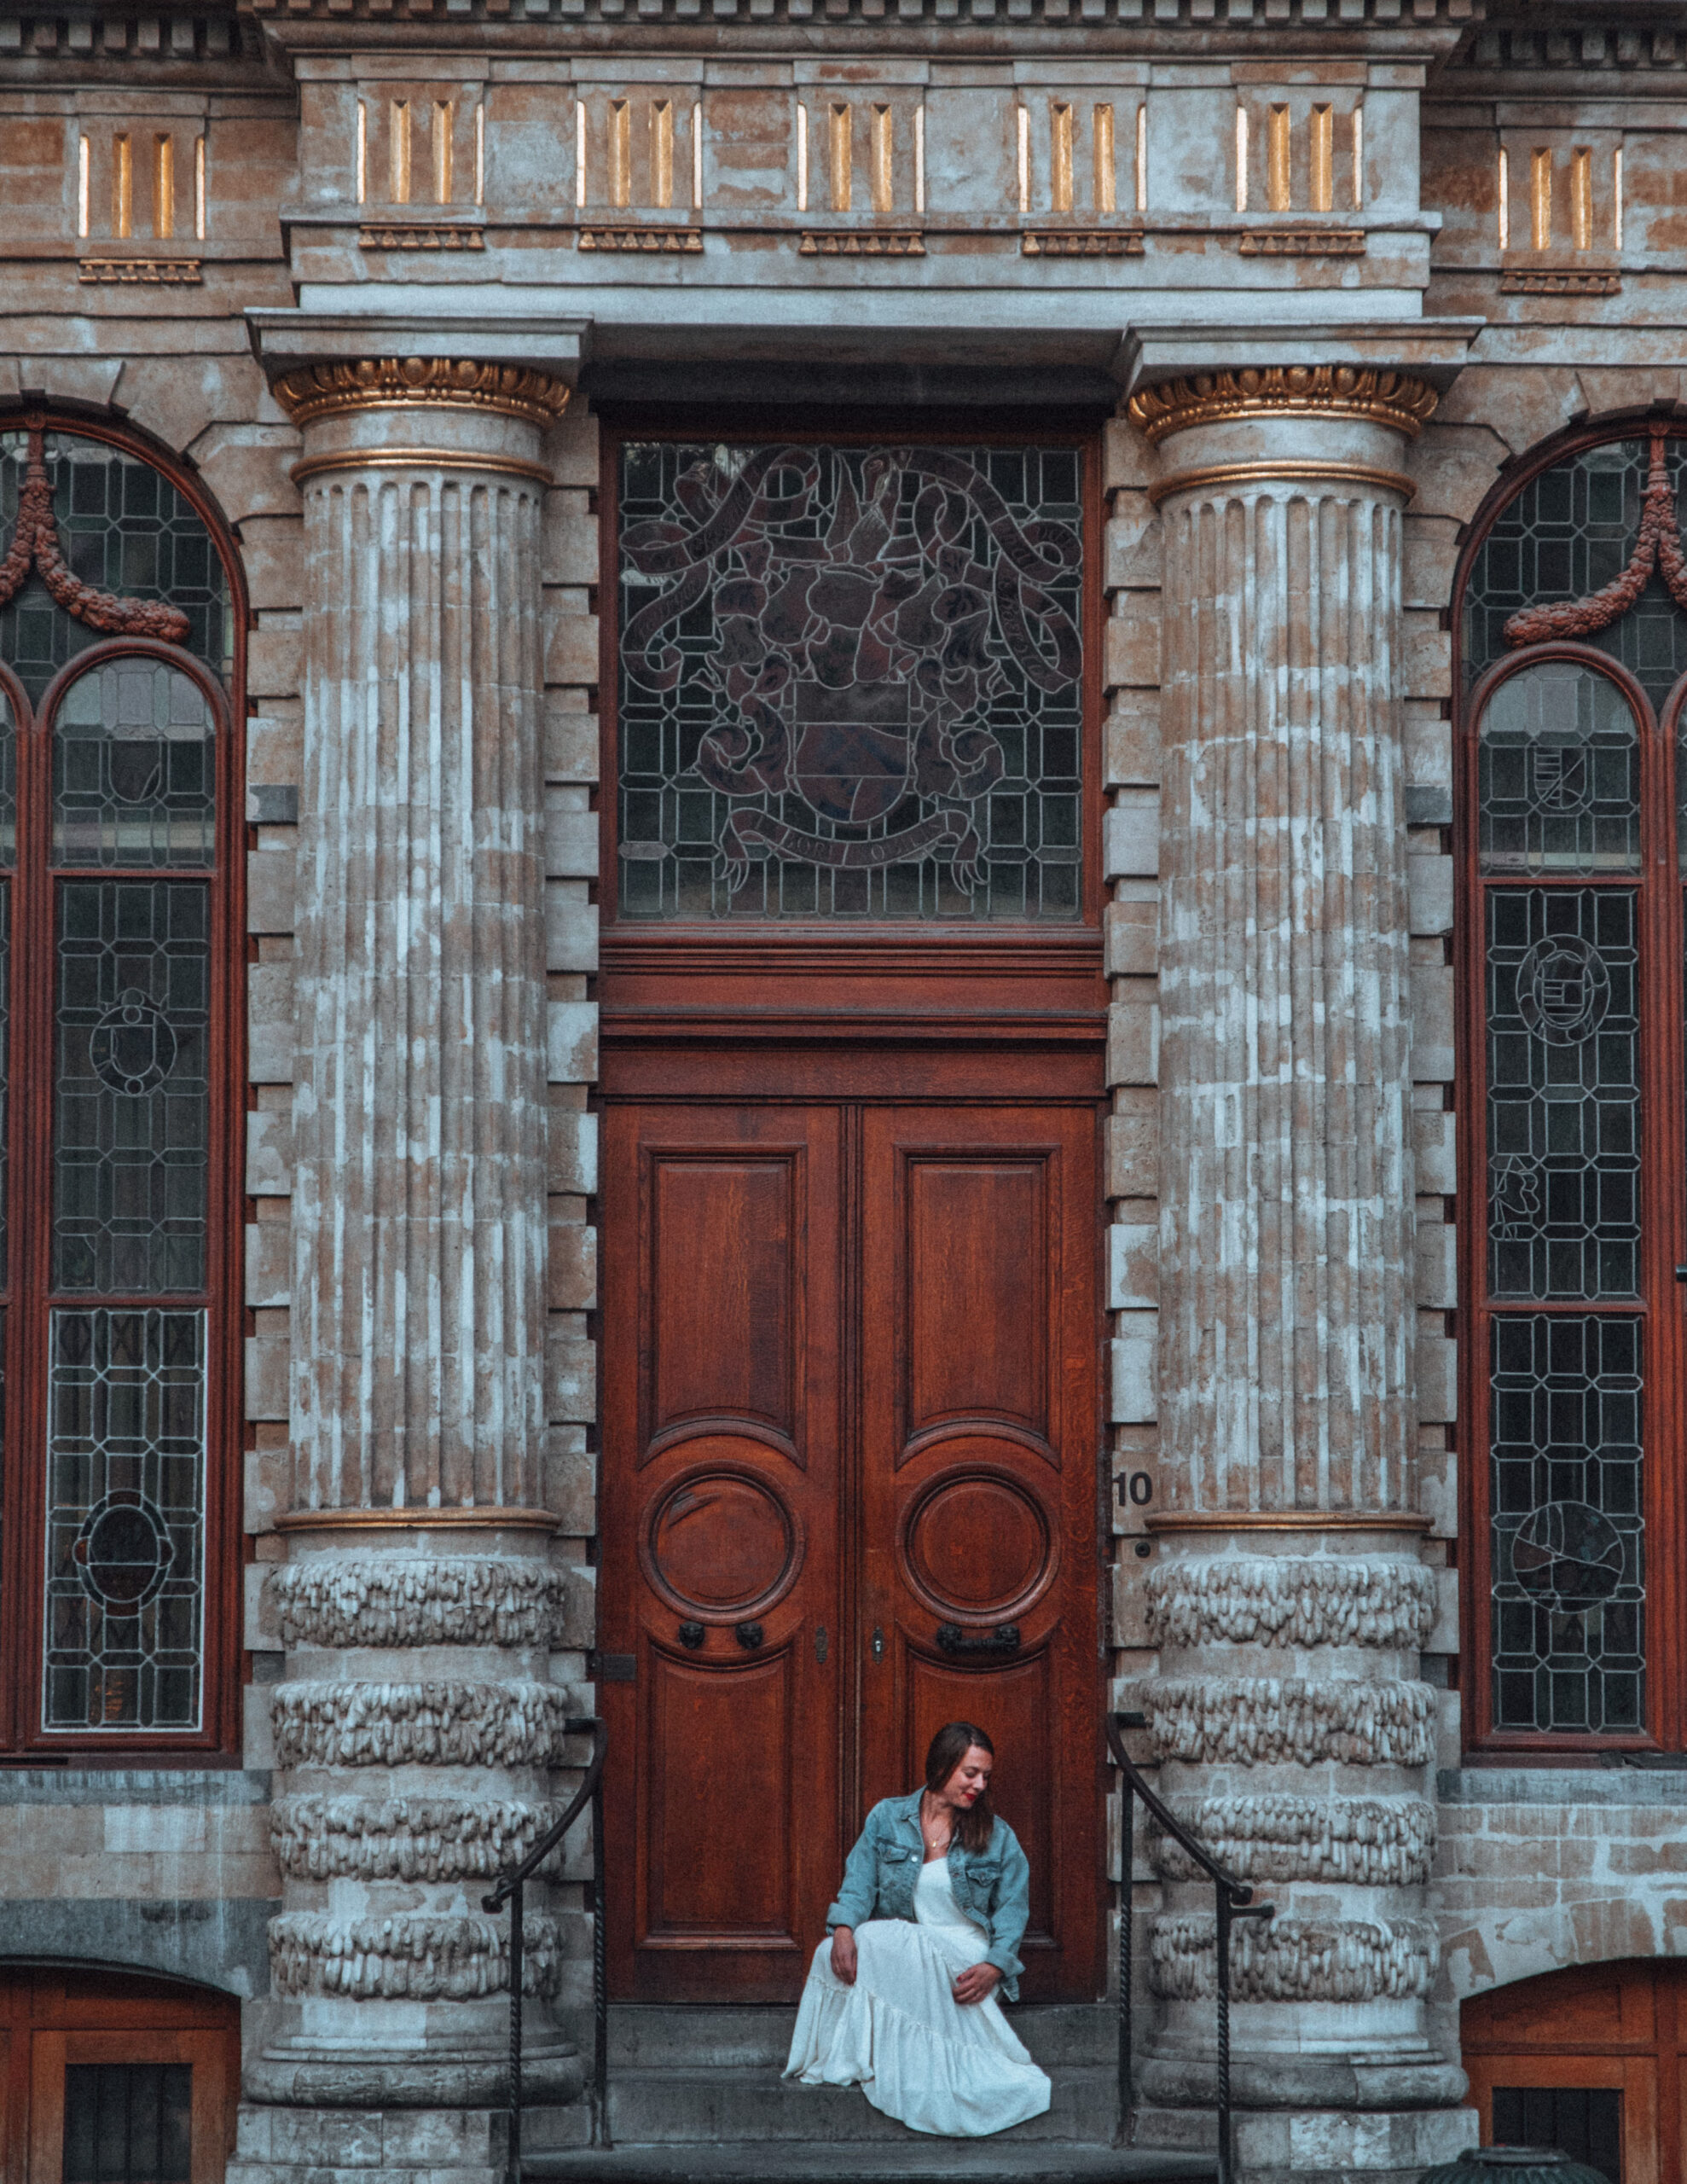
[939, 1745, 993, 1809]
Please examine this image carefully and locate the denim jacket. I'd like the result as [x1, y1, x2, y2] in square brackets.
[823, 1790, 1031, 2001]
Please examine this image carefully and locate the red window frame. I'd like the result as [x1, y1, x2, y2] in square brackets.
[1454, 421, 1687, 1755]
[0, 415, 246, 1757]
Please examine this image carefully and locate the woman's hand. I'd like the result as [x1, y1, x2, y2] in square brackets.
[830, 1927, 858, 1985]
[953, 1962, 1001, 2007]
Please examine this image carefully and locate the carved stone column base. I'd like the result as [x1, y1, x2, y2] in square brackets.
[241, 2050, 584, 2110]
[1133, 2100, 1478, 2184]
[228, 2096, 588, 2184]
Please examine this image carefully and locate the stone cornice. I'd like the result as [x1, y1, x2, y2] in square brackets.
[1127, 365, 1441, 444]
[270, 357, 571, 428]
[239, 0, 1473, 32]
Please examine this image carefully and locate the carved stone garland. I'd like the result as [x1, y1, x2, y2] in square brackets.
[1504, 428, 1687, 646]
[0, 421, 192, 640]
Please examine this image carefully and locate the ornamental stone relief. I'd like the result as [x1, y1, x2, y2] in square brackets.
[1131, 1676, 1438, 1769]
[269, 1793, 564, 1881]
[269, 1912, 563, 2000]
[270, 1680, 581, 1769]
[1143, 1558, 1438, 1652]
[1148, 1793, 1437, 1887]
[269, 1558, 568, 1650]
[1149, 1914, 1440, 2005]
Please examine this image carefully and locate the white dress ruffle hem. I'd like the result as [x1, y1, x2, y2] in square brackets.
[781, 1854, 1052, 2137]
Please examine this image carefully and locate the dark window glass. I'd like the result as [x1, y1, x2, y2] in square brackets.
[1490, 2085, 1620, 2182]
[62, 2063, 193, 2184]
[1487, 887, 1640, 1300]
[55, 660, 216, 868]
[0, 433, 231, 704]
[1464, 437, 1687, 711]
[616, 441, 1083, 920]
[1479, 660, 1640, 876]
[44, 1307, 206, 1731]
[1490, 1313, 1644, 1734]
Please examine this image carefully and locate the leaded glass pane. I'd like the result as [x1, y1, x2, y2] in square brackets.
[1478, 660, 1640, 874]
[617, 442, 1083, 920]
[63, 2065, 194, 2184]
[1464, 437, 1687, 710]
[0, 431, 232, 702]
[1487, 887, 1639, 1299]
[54, 880, 209, 1294]
[43, 1306, 204, 1731]
[54, 659, 216, 868]
[1490, 1312, 1644, 1734]
[0, 682, 15, 865]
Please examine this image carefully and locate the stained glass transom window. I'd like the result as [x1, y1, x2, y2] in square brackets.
[44, 1308, 206, 1731]
[0, 432, 232, 703]
[1478, 661, 1640, 875]
[55, 661, 216, 868]
[616, 441, 1083, 920]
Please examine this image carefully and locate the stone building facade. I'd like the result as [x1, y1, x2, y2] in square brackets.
[1, 0, 1685, 2179]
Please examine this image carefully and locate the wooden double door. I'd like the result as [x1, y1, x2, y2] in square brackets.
[599, 1099, 1103, 2003]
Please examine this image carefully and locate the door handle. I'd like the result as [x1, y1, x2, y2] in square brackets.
[677, 1622, 705, 1649]
[936, 1623, 1021, 1658]
[734, 1622, 764, 1650]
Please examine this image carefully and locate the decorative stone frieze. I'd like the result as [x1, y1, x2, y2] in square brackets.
[1149, 1795, 1436, 1886]
[1150, 1914, 1439, 2005]
[270, 1681, 578, 1769]
[1143, 1558, 1436, 1652]
[270, 1794, 563, 1881]
[270, 357, 571, 427]
[270, 1913, 562, 2000]
[1133, 1676, 1437, 1769]
[1127, 366, 1438, 444]
[270, 1558, 566, 1650]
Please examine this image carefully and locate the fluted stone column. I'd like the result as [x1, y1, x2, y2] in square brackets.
[1124, 370, 1475, 2184]
[234, 362, 583, 2184]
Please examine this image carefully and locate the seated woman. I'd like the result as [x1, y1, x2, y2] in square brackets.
[783, 1721, 1052, 2137]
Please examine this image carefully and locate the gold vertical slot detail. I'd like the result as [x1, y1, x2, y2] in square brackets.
[1530, 147, 1551, 249]
[610, 99, 630, 207]
[829, 103, 851, 213]
[432, 101, 452, 204]
[194, 133, 205, 239]
[1570, 146, 1591, 250]
[575, 101, 587, 209]
[113, 132, 132, 238]
[390, 100, 411, 204]
[1050, 101, 1073, 216]
[693, 101, 702, 210]
[1234, 105, 1248, 214]
[1267, 103, 1290, 213]
[1135, 100, 1146, 212]
[475, 102, 484, 206]
[1351, 102, 1362, 208]
[355, 101, 367, 205]
[1613, 145, 1623, 251]
[797, 103, 809, 212]
[1017, 102, 1029, 216]
[77, 134, 90, 237]
[1308, 104, 1331, 213]
[652, 100, 674, 209]
[914, 102, 925, 215]
[871, 103, 892, 213]
[1498, 144, 1509, 249]
[1093, 103, 1114, 214]
[153, 133, 173, 238]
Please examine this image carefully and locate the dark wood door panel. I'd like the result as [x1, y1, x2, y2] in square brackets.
[858, 1105, 1101, 2001]
[602, 1105, 843, 2003]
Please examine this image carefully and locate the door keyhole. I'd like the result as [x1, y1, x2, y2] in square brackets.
[870, 1626, 884, 1663]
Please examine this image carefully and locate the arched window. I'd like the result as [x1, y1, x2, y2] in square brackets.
[1459, 427, 1687, 1751]
[0, 417, 242, 1749]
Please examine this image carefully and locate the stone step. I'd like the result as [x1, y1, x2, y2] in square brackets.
[606, 2003, 1117, 2073]
[604, 2063, 1116, 2143]
[524, 2143, 1215, 2183]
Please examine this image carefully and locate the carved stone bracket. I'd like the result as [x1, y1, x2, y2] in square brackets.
[0, 421, 191, 638]
[1127, 366, 1439, 444]
[1130, 1675, 1438, 1768]
[269, 1912, 563, 2000]
[1505, 427, 1687, 645]
[270, 357, 571, 428]
[270, 1557, 568, 1650]
[1145, 1557, 1438, 1651]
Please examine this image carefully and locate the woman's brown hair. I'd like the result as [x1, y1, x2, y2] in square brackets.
[924, 1722, 996, 1854]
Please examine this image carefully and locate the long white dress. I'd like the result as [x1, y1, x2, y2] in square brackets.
[782, 1851, 1053, 2136]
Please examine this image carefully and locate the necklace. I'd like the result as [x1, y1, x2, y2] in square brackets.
[919, 1795, 952, 1856]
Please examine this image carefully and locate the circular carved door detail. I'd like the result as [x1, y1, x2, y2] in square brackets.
[900, 1462, 1056, 1624]
[640, 1450, 804, 1623]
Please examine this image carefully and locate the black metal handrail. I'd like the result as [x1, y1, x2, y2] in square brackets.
[1108, 1710, 1274, 2184]
[483, 1714, 610, 2181]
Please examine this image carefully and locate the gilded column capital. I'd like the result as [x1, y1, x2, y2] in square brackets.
[1126, 365, 1439, 445]
[271, 356, 571, 430]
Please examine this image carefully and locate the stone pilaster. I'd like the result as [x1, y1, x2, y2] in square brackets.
[1125, 369, 1475, 2184]
[230, 360, 585, 2184]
